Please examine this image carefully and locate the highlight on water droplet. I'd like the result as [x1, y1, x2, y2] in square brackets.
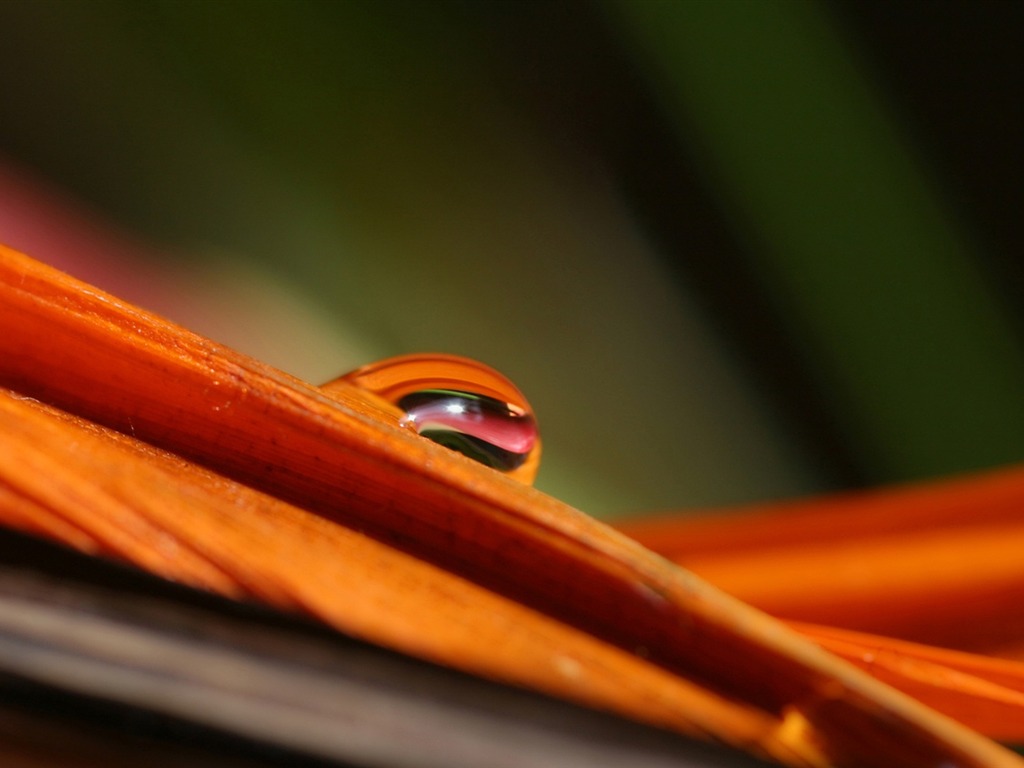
[323, 354, 540, 484]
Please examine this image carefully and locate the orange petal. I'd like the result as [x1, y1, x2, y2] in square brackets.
[0, 389, 787, 757]
[0, 244, 1019, 767]
[793, 622, 1024, 741]
[616, 473, 1024, 655]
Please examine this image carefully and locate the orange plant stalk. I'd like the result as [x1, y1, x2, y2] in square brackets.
[0, 243, 1019, 767]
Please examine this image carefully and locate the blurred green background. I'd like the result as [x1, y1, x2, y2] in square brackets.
[0, 0, 1020, 518]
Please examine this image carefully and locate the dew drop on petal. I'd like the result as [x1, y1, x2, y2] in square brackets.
[323, 354, 540, 484]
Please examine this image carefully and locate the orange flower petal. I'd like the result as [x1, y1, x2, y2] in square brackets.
[0, 244, 1019, 767]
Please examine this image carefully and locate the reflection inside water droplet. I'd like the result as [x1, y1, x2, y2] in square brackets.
[398, 389, 536, 473]
[324, 354, 540, 484]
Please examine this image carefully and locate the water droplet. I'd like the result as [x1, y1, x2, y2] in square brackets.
[324, 354, 540, 484]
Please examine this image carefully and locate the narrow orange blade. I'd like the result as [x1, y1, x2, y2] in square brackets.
[795, 622, 1024, 741]
[0, 244, 1018, 767]
[0, 389, 783, 756]
[616, 473, 1024, 654]
[616, 477, 1024, 740]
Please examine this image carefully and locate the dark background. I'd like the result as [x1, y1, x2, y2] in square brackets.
[0, 0, 1020, 517]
